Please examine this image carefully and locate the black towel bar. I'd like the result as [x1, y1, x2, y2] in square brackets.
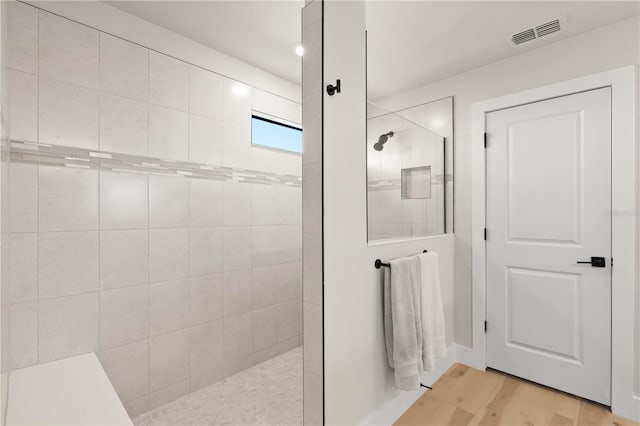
[374, 250, 428, 269]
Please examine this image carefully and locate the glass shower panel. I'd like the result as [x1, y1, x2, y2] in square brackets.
[367, 105, 446, 240]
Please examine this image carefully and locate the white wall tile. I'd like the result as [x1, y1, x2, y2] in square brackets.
[277, 335, 301, 355]
[190, 321, 223, 391]
[252, 306, 277, 351]
[223, 312, 252, 359]
[7, 1, 38, 73]
[7, 70, 37, 142]
[39, 292, 99, 363]
[123, 396, 149, 418]
[39, 77, 99, 149]
[100, 93, 149, 156]
[149, 229, 188, 282]
[276, 153, 302, 176]
[223, 352, 253, 378]
[7, 233, 38, 304]
[100, 230, 148, 290]
[100, 171, 148, 230]
[278, 224, 302, 263]
[99, 340, 148, 403]
[189, 227, 223, 276]
[189, 66, 222, 119]
[188, 179, 222, 228]
[303, 370, 323, 426]
[39, 11, 99, 88]
[277, 300, 300, 343]
[39, 231, 99, 299]
[223, 78, 251, 126]
[8, 163, 38, 233]
[250, 146, 278, 174]
[149, 329, 189, 391]
[222, 123, 251, 169]
[3, 163, 38, 232]
[189, 114, 222, 165]
[276, 261, 301, 303]
[149, 279, 189, 336]
[303, 234, 322, 306]
[9, 302, 38, 369]
[252, 89, 301, 125]
[303, 302, 323, 377]
[100, 285, 148, 350]
[276, 186, 302, 225]
[251, 265, 277, 309]
[39, 166, 98, 231]
[222, 181, 251, 226]
[149, 105, 188, 161]
[149, 380, 189, 410]
[251, 184, 277, 226]
[189, 274, 224, 326]
[252, 226, 279, 267]
[149, 51, 188, 111]
[99, 33, 148, 102]
[252, 345, 278, 366]
[223, 269, 252, 317]
[149, 175, 188, 228]
[223, 227, 251, 272]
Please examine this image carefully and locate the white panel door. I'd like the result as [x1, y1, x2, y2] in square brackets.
[486, 87, 612, 404]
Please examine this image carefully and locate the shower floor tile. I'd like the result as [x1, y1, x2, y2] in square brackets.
[134, 347, 302, 426]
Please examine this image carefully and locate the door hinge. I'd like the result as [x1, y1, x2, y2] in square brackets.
[484, 228, 487, 241]
[484, 132, 487, 148]
[611, 257, 614, 267]
[484, 321, 487, 333]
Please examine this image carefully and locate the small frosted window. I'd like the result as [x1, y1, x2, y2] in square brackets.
[251, 115, 302, 153]
[401, 166, 431, 199]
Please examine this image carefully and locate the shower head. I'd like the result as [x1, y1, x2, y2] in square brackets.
[373, 131, 394, 151]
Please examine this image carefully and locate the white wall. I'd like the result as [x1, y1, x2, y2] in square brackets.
[322, 3, 456, 424]
[376, 15, 640, 402]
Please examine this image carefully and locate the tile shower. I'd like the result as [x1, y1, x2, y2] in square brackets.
[3, 1, 302, 418]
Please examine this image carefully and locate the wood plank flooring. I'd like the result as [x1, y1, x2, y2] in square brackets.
[395, 364, 639, 426]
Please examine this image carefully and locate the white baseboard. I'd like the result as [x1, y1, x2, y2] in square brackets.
[613, 395, 640, 422]
[359, 347, 456, 426]
[453, 344, 485, 370]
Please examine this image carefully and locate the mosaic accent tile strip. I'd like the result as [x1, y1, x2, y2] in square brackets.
[8, 140, 302, 187]
[367, 174, 450, 191]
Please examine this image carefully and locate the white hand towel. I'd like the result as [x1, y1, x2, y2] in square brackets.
[383, 256, 424, 390]
[417, 252, 447, 372]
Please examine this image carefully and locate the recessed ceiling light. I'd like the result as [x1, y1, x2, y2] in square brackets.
[295, 44, 304, 57]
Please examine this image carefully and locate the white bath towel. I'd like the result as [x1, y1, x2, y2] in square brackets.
[383, 256, 424, 390]
[417, 252, 447, 371]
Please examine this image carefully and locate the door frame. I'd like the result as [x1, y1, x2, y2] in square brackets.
[470, 65, 638, 420]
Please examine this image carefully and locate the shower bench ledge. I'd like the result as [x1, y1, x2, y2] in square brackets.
[6, 353, 132, 426]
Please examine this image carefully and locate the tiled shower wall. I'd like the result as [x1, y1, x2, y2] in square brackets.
[3, 1, 302, 417]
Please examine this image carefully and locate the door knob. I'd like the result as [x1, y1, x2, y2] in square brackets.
[576, 257, 606, 267]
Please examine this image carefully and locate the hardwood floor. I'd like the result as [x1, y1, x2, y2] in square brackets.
[394, 364, 639, 426]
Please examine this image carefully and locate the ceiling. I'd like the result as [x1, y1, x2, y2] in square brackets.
[106, 1, 639, 99]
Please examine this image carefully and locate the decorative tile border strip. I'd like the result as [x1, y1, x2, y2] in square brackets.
[8, 140, 302, 187]
[367, 174, 450, 191]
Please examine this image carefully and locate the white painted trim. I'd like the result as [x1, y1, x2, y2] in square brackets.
[25, 0, 301, 103]
[471, 65, 638, 421]
[359, 346, 456, 426]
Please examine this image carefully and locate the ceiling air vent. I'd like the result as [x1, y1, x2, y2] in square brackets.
[536, 19, 561, 37]
[509, 16, 566, 46]
[511, 28, 536, 45]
